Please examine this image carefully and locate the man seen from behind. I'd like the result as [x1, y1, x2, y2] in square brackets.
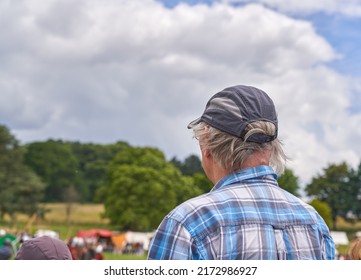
[148, 85, 335, 260]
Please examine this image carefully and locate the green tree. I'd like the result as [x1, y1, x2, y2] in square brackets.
[0, 124, 45, 220]
[63, 184, 80, 225]
[182, 155, 204, 175]
[175, 175, 204, 205]
[346, 161, 361, 221]
[193, 172, 213, 193]
[97, 147, 202, 231]
[278, 168, 300, 197]
[306, 162, 352, 229]
[170, 154, 203, 176]
[309, 199, 333, 229]
[24, 140, 82, 202]
[171, 154, 212, 194]
[70, 141, 130, 201]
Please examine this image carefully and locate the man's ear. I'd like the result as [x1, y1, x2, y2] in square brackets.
[202, 147, 212, 159]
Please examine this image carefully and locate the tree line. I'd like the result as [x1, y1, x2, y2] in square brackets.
[1, 124, 360, 230]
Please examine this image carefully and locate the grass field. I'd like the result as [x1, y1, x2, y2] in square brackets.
[41, 203, 109, 224]
[104, 252, 147, 260]
[1, 203, 111, 240]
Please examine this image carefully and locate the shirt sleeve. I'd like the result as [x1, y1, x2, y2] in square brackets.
[147, 216, 196, 260]
[316, 214, 335, 260]
[323, 233, 336, 260]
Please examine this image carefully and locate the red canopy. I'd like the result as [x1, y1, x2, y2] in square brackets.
[76, 229, 113, 238]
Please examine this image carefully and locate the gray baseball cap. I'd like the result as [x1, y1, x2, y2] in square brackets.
[188, 85, 278, 143]
[15, 236, 72, 260]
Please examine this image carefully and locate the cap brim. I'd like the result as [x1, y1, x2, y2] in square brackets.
[187, 117, 201, 129]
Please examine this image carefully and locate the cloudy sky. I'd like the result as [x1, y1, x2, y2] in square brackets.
[1, 0, 361, 187]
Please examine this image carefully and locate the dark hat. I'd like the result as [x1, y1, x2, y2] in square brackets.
[15, 236, 72, 260]
[188, 85, 278, 143]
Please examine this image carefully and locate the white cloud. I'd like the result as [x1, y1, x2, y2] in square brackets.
[1, 0, 360, 187]
[225, 0, 361, 16]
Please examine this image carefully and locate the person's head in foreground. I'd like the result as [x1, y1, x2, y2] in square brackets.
[148, 85, 335, 260]
[348, 238, 361, 260]
[15, 236, 72, 260]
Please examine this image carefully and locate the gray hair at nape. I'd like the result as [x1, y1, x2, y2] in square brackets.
[192, 121, 287, 176]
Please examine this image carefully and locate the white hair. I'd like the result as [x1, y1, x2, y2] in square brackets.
[192, 121, 287, 175]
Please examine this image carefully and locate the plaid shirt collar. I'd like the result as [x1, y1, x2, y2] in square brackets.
[211, 165, 278, 192]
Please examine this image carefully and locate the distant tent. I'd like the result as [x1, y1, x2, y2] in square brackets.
[75, 229, 114, 250]
[330, 231, 349, 245]
[111, 231, 155, 251]
[34, 229, 59, 239]
[111, 233, 127, 251]
[124, 231, 154, 251]
[76, 229, 113, 238]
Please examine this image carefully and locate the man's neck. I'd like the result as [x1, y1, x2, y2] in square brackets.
[242, 150, 270, 169]
[211, 150, 271, 184]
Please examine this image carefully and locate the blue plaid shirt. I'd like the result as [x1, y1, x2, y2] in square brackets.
[148, 165, 335, 260]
